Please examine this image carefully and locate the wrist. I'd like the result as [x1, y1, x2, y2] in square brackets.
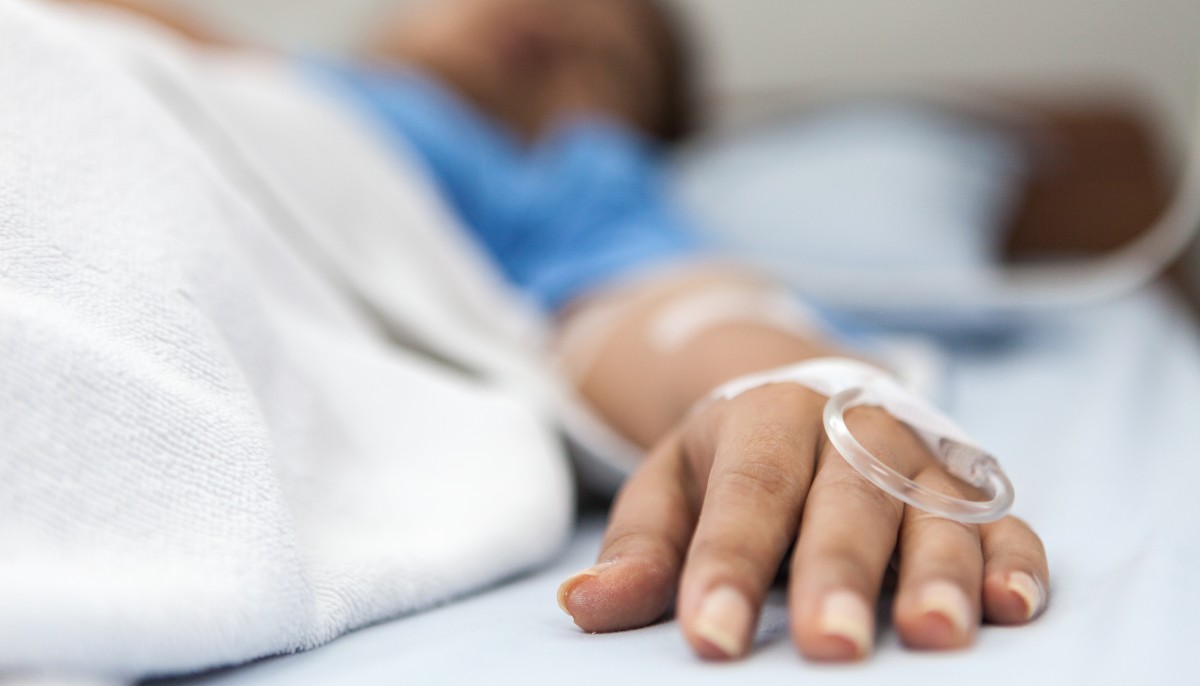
[554, 268, 847, 446]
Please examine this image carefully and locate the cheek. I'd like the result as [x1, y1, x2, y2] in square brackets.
[546, 68, 605, 111]
[543, 66, 639, 129]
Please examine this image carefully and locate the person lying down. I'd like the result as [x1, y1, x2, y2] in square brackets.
[49, 0, 1048, 665]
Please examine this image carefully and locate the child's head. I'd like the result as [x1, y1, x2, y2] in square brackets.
[366, 0, 696, 144]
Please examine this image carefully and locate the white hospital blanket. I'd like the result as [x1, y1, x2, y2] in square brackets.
[162, 285, 1200, 686]
[0, 2, 574, 681]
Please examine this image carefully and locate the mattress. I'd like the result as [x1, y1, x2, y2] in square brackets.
[162, 283, 1200, 686]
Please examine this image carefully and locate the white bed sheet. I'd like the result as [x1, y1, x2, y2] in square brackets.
[160, 284, 1200, 686]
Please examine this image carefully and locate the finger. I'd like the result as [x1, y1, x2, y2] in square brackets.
[676, 386, 823, 660]
[980, 516, 1049, 624]
[557, 431, 696, 633]
[892, 466, 985, 651]
[789, 407, 928, 662]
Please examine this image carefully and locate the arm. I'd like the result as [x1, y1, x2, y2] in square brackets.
[369, 90, 1049, 659]
[557, 269, 838, 447]
[554, 268, 1049, 662]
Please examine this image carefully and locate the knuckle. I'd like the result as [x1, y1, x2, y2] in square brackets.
[740, 421, 800, 454]
[899, 541, 976, 573]
[716, 388, 824, 448]
[912, 464, 986, 501]
[997, 552, 1047, 575]
[981, 517, 1047, 564]
[721, 452, 799, 502]
[688, 537, 775, 580]
[800, 548, 878, 590]
[838, 408, 931, 476]
[991, 514, 1038, 538]
[603, 528, 687, 568]
[906, 511, 981, 543]
[820, 467, 905, 521]
[708, 422, 811, 501]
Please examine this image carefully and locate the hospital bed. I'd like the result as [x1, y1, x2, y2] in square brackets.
[161, 276, 1200, 686]
[3, 1, 1199, 683]
[153, 100, 1200, 686]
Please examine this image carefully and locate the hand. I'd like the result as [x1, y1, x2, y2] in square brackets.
[556, 383, 1048, 661]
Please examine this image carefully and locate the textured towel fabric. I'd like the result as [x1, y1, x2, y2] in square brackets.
[0, 1, 573, 681]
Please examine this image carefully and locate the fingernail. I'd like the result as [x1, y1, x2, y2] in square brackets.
[819, 590, 873, 658]
[692, 585, 753, 659]
[1006, 571, 1044, 620]
[917, 581, 973, 636]
[556, 560, 617, 615]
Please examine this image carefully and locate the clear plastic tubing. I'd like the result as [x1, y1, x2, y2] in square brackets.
[823, 387, 1015, 524]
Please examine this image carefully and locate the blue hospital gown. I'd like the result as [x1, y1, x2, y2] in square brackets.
[301, 59, 704, 312]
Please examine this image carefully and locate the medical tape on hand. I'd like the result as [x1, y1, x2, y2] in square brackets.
[701, 357, 1014, 524]
[648, 286, 826, 353]
[554, 278, 825, 384]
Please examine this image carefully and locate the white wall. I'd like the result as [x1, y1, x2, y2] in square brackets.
[681, 0, 1200, 139]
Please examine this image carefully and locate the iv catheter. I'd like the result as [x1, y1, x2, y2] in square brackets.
[701, 357, 1014, 524]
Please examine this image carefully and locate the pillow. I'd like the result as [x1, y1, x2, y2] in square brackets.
[672, 101, 1028, 316]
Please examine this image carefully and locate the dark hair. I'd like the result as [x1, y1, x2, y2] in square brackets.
[630, 0, 699, 145]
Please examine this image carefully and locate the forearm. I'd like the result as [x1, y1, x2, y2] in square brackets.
[555, 269, 844, 448]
